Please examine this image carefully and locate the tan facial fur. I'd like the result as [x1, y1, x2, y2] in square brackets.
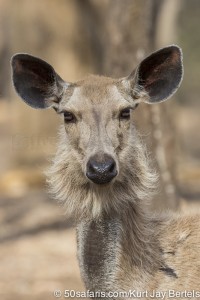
[47, 75, 156, 220]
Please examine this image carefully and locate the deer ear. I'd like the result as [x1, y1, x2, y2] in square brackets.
[127, 45, 183, 104]
[11, 54, 67, 109]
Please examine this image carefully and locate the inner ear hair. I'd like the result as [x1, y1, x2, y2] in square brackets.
[11, 53, 67, 109]
[128, 45, 183, 104]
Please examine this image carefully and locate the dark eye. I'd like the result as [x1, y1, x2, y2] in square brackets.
[120, 108, 131, 120]
[64, 111, 76, 123]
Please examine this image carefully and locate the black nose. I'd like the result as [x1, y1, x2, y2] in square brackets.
[86, 155, 117, 184]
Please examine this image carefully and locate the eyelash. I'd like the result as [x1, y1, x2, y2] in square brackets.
[119, 108, 131, 119]
[119, 104, 139, 120]
[63, 111, 76, 123]
[63, 105, 138, 123]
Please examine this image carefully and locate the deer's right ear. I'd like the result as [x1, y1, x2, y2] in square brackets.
[11, 54, 67, 109]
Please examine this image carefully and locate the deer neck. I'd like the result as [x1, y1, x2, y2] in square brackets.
[77, 199, 162, 291]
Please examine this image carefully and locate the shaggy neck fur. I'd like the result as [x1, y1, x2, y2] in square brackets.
[76, 203, 162, 292]
[46, 126, 157, 221]
[46, 126, 163, 289]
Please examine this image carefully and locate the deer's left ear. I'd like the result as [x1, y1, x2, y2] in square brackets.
[126, 45, 183, 104]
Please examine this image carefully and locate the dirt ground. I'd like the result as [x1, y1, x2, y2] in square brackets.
[0, 191, 85, 300]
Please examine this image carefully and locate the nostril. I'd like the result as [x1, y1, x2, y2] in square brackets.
[108, 160, 116, 173]
[88, 161, 97, 173]
[86, 156, 117, 184]
[89, 159, 116, 174]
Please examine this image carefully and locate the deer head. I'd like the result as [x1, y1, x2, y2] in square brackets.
[11, 45, 183, 219]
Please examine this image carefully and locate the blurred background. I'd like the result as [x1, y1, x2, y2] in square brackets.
[0, 0, 199, 299]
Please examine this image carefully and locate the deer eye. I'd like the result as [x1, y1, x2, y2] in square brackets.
[119, 108, 131, 120]
[63, 111, 76, 123]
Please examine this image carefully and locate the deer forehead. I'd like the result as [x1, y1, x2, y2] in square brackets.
[60, 76, 132, 116]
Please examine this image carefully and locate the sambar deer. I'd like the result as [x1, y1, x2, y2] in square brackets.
[11, 46, 200, 299]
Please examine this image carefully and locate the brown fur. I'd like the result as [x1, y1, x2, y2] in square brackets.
[12, 48, 199, 299]
[46, 76, 200, 299]
[47, 75, 155, 220]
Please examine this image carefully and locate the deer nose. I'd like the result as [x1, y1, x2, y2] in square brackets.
[86, 155, 117, 184]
